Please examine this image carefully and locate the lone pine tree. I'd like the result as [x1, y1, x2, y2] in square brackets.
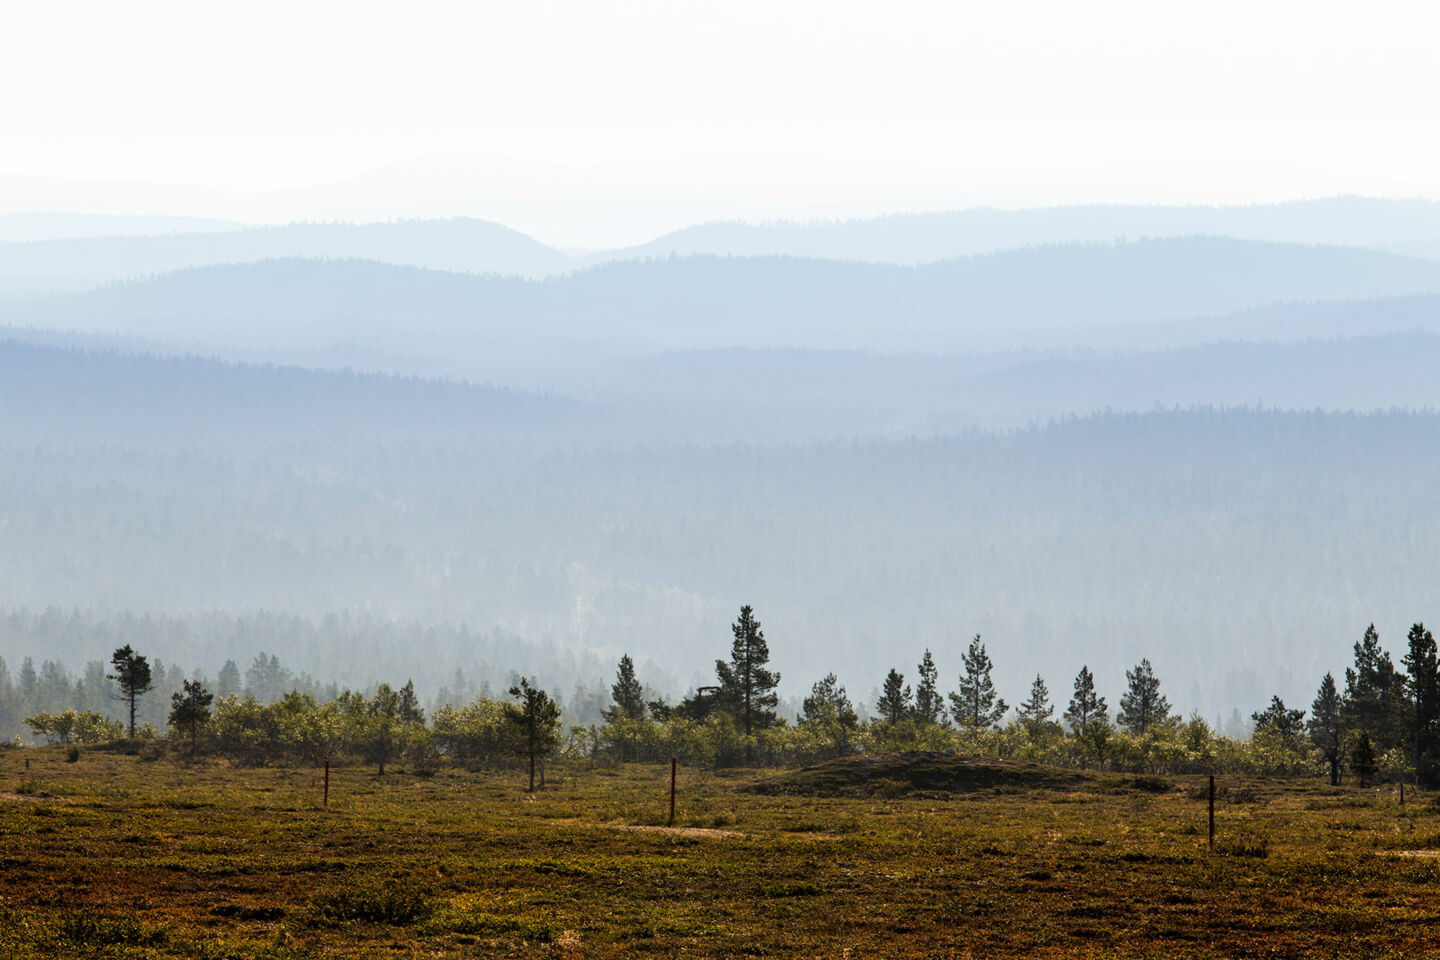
[715, 605, 779, 753]
[506, 677, 562, 792]
[108, 644, 153, 739]
[604, 654, 646, 723]
[950, 635, 1007, 729]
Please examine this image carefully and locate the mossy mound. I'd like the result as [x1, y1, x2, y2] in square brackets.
[747, 751, 1090, 798]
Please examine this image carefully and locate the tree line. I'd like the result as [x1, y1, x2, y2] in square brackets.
[12, 611, 1439, 787]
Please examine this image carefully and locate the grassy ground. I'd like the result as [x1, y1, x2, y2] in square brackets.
[2, 747, 1438, 958]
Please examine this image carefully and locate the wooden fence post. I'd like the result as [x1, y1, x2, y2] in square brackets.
[323, 759, 330, 809]
[1208, 775, 1215, 853]
[669, 757, 677, 826]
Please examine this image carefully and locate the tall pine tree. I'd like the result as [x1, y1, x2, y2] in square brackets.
[949, 635, 1007, 730]
[913, 649, 947, 727]
[1017, 674, 1054, 733]
[876, 668, 912, 725]
[604, 654, 646, 722]
[1404, 622, 1439, 785]
[1118, 658, 1170, 734]
[107, 645, 153, 739]
[1063, 665, 1108, 733]
[1308, 672, 1344, 786]
[1345, 624, 1399, 750]
[714, 605, 780, 750]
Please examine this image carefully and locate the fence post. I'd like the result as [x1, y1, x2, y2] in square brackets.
[669, 757, 677, 826]
[323, 759, 330, 809]
[1208, 775, 1215, 852]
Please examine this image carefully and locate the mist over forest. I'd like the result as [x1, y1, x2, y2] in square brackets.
[4, 199, 1440, 738]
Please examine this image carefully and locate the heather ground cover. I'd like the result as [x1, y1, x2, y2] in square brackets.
[1, 747, 1435, 958]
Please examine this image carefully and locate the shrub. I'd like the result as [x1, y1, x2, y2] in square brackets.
[308, 880, 433, 926]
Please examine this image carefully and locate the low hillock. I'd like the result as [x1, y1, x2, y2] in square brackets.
[746, 751, 1091, 798]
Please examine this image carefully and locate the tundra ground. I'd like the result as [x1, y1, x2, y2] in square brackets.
[0, 748, 1435, 958]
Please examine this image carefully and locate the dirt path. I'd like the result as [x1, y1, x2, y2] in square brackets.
[606, 823, 744, 838]
[0, 792, 67, 803]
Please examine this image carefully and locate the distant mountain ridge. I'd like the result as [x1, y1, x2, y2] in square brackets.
[9, 237, 1440, 357]
[599, 196, 1440, 265]
[0, 217, 573, 297]
[8, 197, 1440, 297]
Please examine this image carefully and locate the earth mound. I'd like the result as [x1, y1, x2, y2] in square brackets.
[746, 751, 1090, 797]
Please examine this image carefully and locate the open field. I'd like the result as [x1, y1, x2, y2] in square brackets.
[2, 748, 1438, 958]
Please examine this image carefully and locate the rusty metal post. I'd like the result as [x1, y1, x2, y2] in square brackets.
[669, 757, 677, 826]
[1208, 775, 1215, 852]
[323, 759, 330, 809]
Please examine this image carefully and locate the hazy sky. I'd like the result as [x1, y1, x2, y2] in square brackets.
[4, 0, 1438, 246]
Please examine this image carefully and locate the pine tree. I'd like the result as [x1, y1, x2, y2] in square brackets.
[506, 678, 562, 792]
[604, 654, 646, 722]
[1403, 622, 1439, 785]
[398, 679, 425, 724]
[107, 645, 153, 739]
[913, 649, 946, 727]
[949, 635, 1007, 729]
[1351, 729, 1378, 787]
[1063, 665, 1108, 733]
[1345, 623, 1399, 749]
[876, 669, 912, 725]
[168, 679, 214, 756]
[1308, 672, 1344, 785]
[714, 605, 780, 751]
[1117, 658, 1170, 734]
[803, 673, 858, 756]
[216, 659, 241, 698]
[1251, 695, 1306, 748]
[245, 653, 292, 703]
[1017, 674, 1054, 732]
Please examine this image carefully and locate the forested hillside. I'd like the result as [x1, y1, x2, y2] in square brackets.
[2, 339, 1436, 722]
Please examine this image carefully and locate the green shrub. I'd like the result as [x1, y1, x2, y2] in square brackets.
[308, 880, 433, 926]
[53, 912, 167, 946]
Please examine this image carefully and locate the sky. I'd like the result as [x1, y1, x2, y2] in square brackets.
[3, 0, 1439, 247]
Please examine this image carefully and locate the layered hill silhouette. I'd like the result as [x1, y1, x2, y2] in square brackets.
[9, 238, 1440, 356]
[8, 197, 1440, 297]
[606, 196, 1440, 265]
[0, 217, 573, 297]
